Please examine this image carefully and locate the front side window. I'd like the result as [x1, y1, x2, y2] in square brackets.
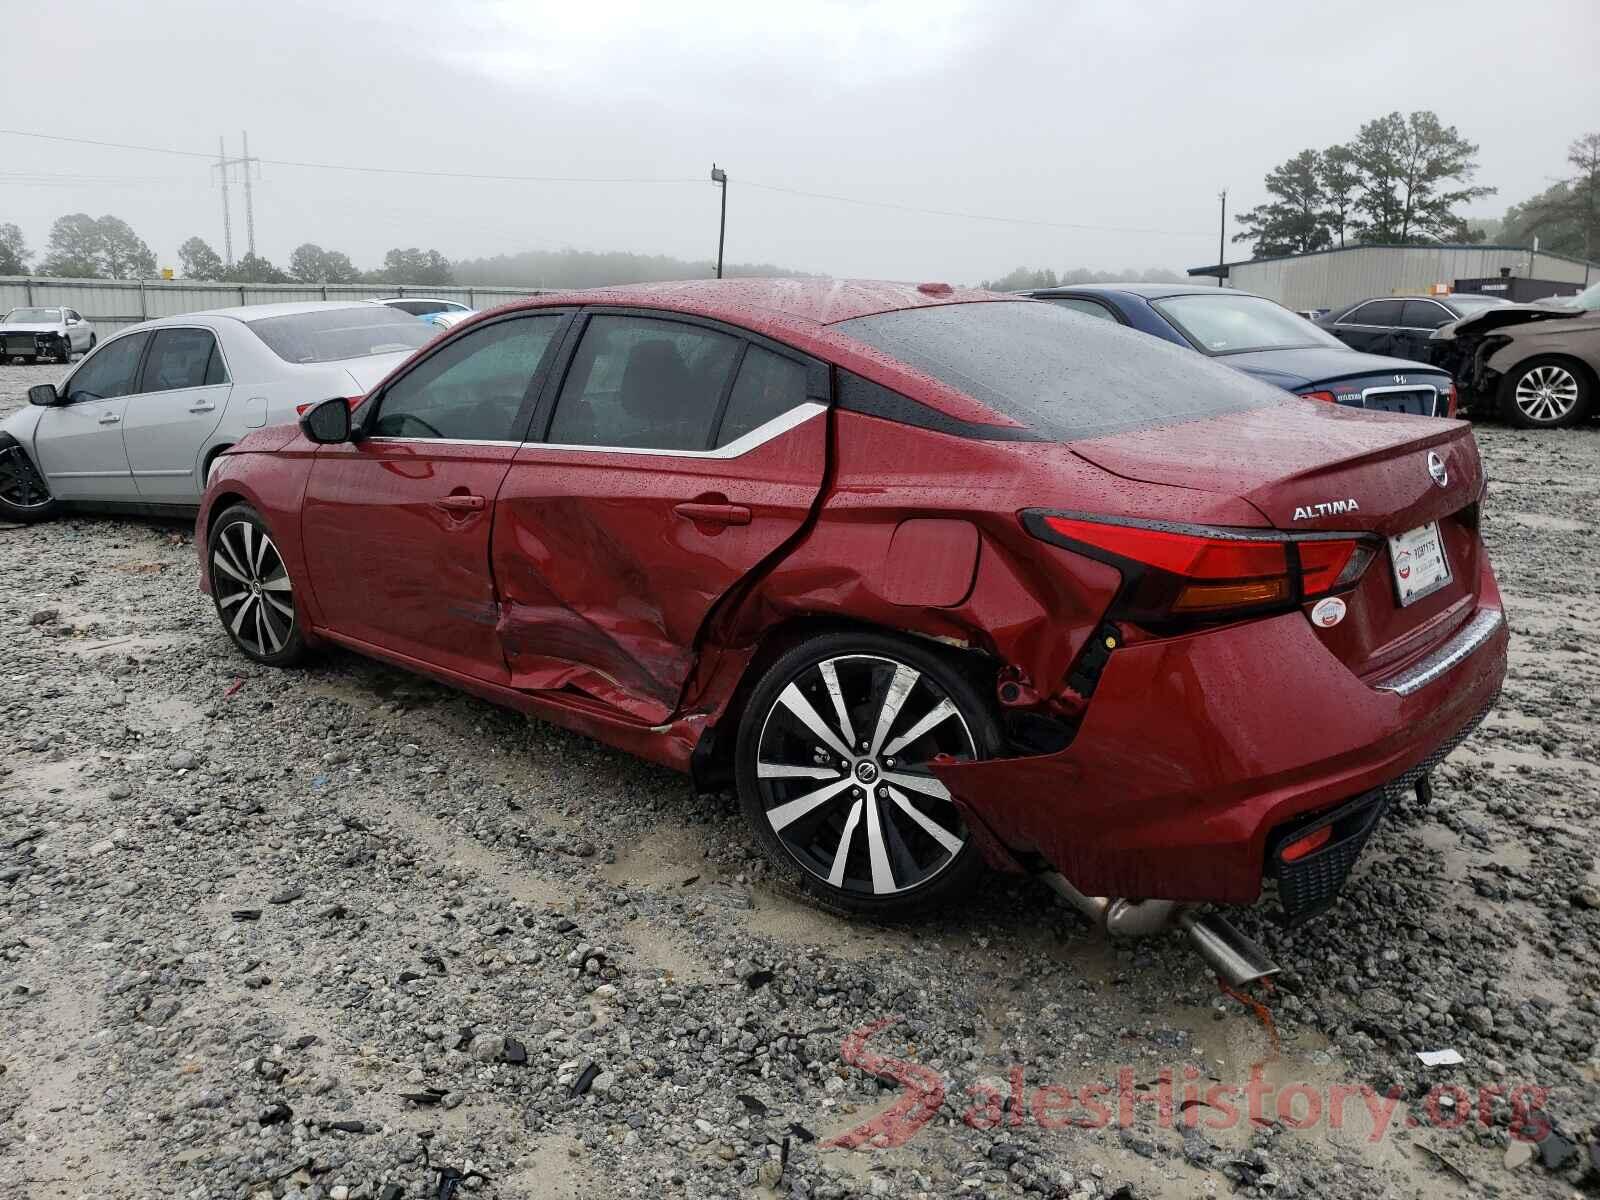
[1042, 297, 1120, 322]
[141, 328, 226, 392]
[1151, 294, 1343, 355]
[370, 314, 562, 441]
[837, 301, 1279, 441]
[247, 306, 434, 363]
[716, 345, 808, 447]
[66, 333, 150, 402]
[547, 315, 740, 451]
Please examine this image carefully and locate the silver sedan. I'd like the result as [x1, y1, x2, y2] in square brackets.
[0, 302, 434, 522]
[0, 305, 98, 363]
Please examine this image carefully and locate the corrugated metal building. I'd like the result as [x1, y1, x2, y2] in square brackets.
[0, 277, 554, 334]
[1188, 244, 1598, 312]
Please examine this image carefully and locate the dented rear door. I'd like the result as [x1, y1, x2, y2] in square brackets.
[490, 311, 831, 724]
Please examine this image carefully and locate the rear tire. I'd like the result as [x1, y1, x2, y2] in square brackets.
[1500, 356, 1592, 429]
[207, 503, 307, 667]
[0, 442, 61, 523]
[735, 631, 1001, 919]
[87, 334, 97, 352]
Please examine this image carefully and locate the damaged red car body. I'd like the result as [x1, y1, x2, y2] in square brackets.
[197, 280, 1507, 950]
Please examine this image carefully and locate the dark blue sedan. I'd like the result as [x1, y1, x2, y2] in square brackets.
[1022, 284, 1457, 418]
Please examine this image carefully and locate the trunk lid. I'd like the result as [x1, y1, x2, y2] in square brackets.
[1070, 400, 1486, 678]
[340, 349, 416, 393]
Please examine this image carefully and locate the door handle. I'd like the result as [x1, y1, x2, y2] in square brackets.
[433, 494, 486, 513]
[674, 501, 752, 526]
[98, 413, 121, 425]
[189, 401, 216, 413]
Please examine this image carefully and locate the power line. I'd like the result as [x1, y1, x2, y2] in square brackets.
[0, 128, 703, 184]
[0, 125, 1212, 238]
[741, 179, 1211, 238]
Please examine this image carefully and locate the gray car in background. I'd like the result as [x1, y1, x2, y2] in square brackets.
[0, 305, 98, 364]
[0, 301, 434, 522]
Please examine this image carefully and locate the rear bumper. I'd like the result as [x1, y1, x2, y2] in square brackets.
[934, 566, 1507, 907]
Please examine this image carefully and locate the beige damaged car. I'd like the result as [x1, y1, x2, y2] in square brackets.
[1429, 281, 1600, 428]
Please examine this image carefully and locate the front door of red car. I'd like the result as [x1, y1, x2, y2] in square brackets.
[492, 311, 829, 724]
[299, 312, 570, 681]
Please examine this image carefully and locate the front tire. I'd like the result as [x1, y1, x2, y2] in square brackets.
[1501, 357, 1592, 429]
[0, 442, 61, 523]
[208, 503, 306, 667]
[735, 632, 1001, 918]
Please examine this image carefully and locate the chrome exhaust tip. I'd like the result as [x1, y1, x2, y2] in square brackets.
[1039, 872, 1280, 986]
[1176, 910, 1280, 988]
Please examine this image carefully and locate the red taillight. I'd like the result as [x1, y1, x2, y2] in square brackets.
[1446, 382, 1458, 418]
[1300, 390, 1338, 404]
[1026, 513, 1375, 624]
[1280, 826, 1333, 862]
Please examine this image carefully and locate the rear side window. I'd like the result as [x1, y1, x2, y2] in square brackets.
[547, 315, 740, 451]
[372, 314, 562, 441]
[247, 306, 434, 363]
[141, 328, 226, 392]
[1344, 299, 1405, 327]
[716, 346, 808, 447]
[66, 332, 149, 402]
[836, 301, 1277, 442]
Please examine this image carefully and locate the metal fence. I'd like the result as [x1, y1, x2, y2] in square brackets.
[0, 276, 555, 334]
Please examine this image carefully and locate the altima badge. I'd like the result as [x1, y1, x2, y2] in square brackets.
[1427, 451, 1448, 488]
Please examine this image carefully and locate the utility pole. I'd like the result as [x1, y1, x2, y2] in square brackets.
[1216, 189, 1227, 287]
[213, 135, 261, 265]
[241, 131, 257, 259]
[710, 164, 727, 279]
[216, 136, 234, 266]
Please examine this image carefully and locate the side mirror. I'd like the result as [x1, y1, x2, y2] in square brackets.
[28, 383, 60, 407]
[66, 316, 81, 326]
[300, 396, 352, 444]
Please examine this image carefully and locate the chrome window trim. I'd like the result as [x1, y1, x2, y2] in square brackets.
[529, 401, 826, 459]
[1373, 609, 1504, 696]
[363, 437, 524, 448]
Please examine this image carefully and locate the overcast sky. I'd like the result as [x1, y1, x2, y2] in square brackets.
[4, 0, 1597, 283]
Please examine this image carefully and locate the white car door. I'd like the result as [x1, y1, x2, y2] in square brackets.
[122, 326, 233, 503]
[64, 309, 92, 353]
[32, 331, 150, 501]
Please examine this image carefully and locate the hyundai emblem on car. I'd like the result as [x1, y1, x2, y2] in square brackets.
[1428, 451, 1449, 488]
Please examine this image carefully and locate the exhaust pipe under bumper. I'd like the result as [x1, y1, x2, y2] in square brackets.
[1040, 872, 1280, 987]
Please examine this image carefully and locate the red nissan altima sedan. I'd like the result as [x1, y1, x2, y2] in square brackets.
[196, 280, 1506, 943]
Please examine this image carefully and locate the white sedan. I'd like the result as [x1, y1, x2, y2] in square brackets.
[0, 301, 434, 522]
[0, 305, 97, 363]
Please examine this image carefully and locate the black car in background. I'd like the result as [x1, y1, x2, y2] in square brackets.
[1316, 294, 1510, 364]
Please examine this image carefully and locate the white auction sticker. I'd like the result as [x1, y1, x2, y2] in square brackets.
[1310, 596, 1347, 628]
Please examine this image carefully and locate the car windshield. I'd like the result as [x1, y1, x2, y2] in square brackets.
[246, 306, 435, 363]
[1566, 281, 1600, 310]
[1448, 295, 1510, 312]
[4, 308, 63, 323]
[836, 300, 1278, 441]
[1150, 293, 1344, 355]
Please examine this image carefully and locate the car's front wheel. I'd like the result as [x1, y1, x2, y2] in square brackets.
[1501, 356, 1592, 429]
[0, 441, 61, 523]
[208, 503, 306, 667]
[735, 632, 1000, 918]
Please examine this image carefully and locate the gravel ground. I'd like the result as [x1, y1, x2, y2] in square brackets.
[2, 359, 1597, 1200]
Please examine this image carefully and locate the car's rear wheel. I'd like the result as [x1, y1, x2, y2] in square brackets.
[208, 503, 306, 667]
[0, 442, 61, 523]
[1501, 357, 1592, 429]
[735, 632, 1000, 917]
[87, 334, 97, 352]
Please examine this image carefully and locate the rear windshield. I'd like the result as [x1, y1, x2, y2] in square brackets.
[1150, 293, 1344, 355]
[1448, 294, 1510, 312]
[246, 306, 434, 363]
[836, 300, 1278, 441]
